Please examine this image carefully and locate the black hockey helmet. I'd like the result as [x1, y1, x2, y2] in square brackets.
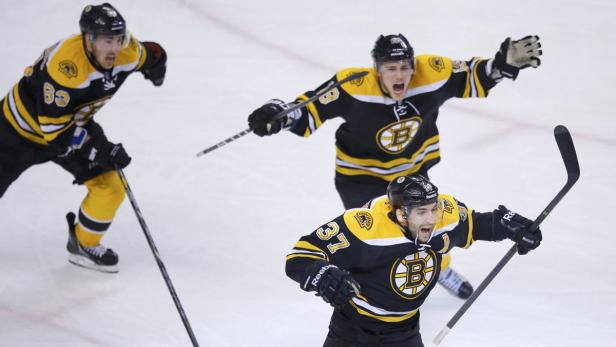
[371, 34, 415, 67]
[387, 174, 438, 211]
[79, 3, 126, 36]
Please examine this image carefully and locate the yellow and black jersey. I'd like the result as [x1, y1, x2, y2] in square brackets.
[286, 194, 500, 326]
[289, 55, 497, 182]
[0, 33, 151, 150]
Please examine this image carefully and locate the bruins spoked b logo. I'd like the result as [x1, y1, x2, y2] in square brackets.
[390, 249, 436, 299]
[376, 117, 421, 154]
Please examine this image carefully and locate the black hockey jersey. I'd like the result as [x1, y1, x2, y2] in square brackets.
[0, 33, 150, 151]
[286, 194, 499, 325]
[288, 55, 497, 182]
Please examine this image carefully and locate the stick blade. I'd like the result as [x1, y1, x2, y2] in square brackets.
[554, 125, 580, 182]
[433, 326, 450, 345]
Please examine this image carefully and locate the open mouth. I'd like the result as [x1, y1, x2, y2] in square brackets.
[417, 227, 433, 241]
[393, 83, 405, 93]
[420, 227, 432, 235]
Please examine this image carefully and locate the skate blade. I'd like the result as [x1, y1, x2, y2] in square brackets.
[68, 254, 119, 274]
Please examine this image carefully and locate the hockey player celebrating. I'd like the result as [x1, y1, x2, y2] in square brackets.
[0, 3, 167, 273]
[249, 33, 542, 298]
[285, 174, 542, 346]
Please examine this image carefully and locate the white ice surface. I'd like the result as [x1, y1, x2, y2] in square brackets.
[1, 0, 615, 346]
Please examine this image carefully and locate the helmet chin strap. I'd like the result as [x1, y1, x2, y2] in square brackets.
[410, 228, 434, 249]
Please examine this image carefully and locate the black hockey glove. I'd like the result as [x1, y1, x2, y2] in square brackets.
[141, 41, 167, 87]
[304, 264, 360, 309]
[248, 99, 290, 137]
[95, 142, 132, 169]
[494, 205, 542, 255]
[493, 35, 542, 80]
[77, 122, 132, 169]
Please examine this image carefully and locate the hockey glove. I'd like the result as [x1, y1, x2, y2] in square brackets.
[248, 99, 291, 137]
[76, 122, 132, 169]
[495, 205, 542, 255]
[141, 41, 167, 87]
[94, 142, 132, 170]
[304, 264, 360, 309]
[493, 35, 542, 80]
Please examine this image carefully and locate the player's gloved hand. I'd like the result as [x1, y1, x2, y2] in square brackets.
[141, 41, 167, 86]
[304, 264, 360, 309]
[76, 122, 132, 169]
[95, 142, 132, 169]
[248, 99, 290, 137]
[493, 35, 542, 80]
[494, 205, 542, 255]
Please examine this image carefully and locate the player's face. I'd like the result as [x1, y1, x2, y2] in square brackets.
[377, 60, 413, 101]
[90, 34, 125, 69]
[405, 202, 438, 243]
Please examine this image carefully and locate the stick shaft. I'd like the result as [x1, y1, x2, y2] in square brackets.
[118, 168, 201, 347]
[433, 125, 580, 345]
[196, 71, 369, 157]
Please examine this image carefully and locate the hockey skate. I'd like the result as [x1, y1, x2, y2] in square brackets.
[66, 212, 119, 273]
[438, 267, 473, 299]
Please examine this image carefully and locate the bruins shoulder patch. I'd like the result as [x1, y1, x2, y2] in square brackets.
[59, 60, 78, 79]
[428, 56, 445, 72]
[347, 71, 365, 86]
[354, 211, 373, 230]
[441, 198, 454, 214]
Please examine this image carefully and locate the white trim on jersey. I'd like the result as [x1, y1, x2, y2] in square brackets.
[351, 297, 419, 317]
[40, 123, 68, 133]
[347, 79, 448, 105]
[361, 237, 414, 247]
[469, 59, 479, 97]
[432, 220, 460, 237]
[335, 143, 440, 175]
[288, 249, 326, 258]
[8, 88, 36, 134]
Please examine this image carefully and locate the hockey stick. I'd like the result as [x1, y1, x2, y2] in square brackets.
[195, 70, 369, 157]
[117, 168, 201, 347]
[433, 125, 580, 345]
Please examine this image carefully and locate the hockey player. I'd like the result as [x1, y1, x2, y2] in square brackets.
[249, 33, 542, 298]
[285, 174, 542, 346]
[0, 3, 167, 273]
